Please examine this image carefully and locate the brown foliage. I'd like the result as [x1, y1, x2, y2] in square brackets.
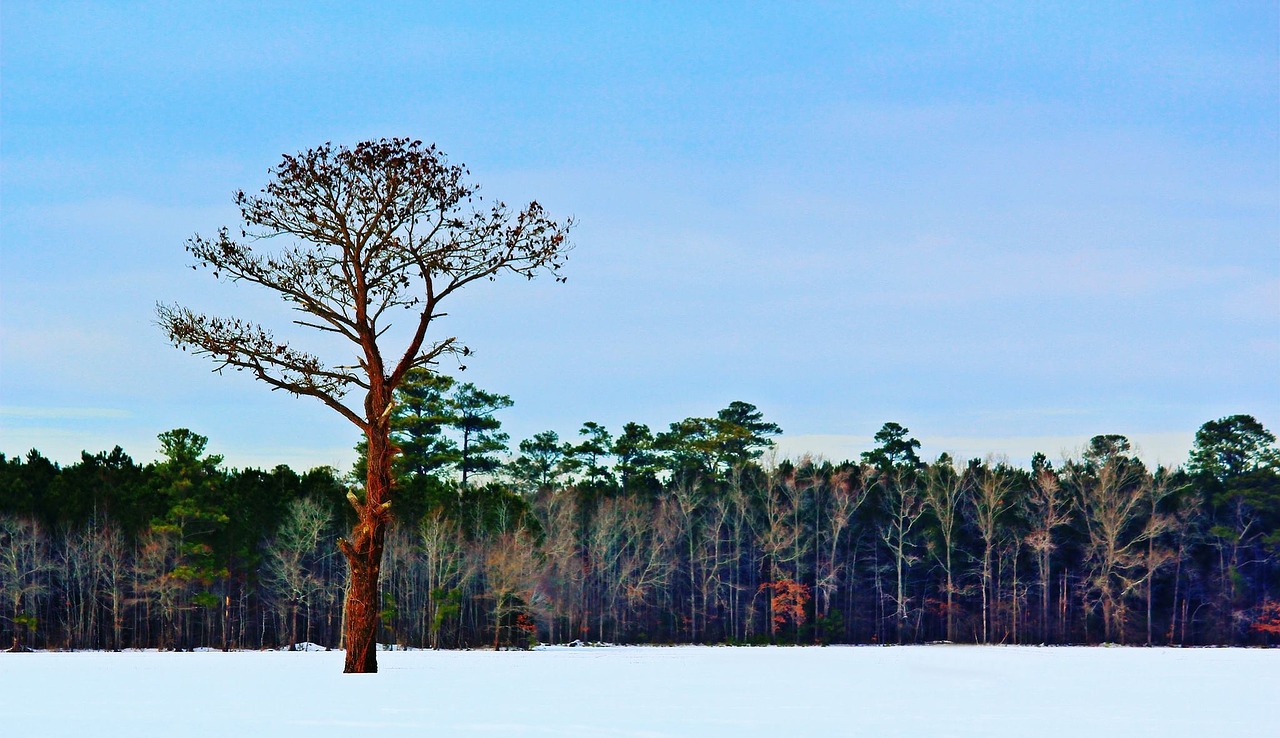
[1252, 600, 1280, 636]
[760, 579, 811, 634]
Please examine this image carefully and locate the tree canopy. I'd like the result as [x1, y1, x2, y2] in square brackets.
[157, 138, 571, 672]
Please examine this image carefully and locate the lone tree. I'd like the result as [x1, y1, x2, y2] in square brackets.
[157, 138, 570, 672]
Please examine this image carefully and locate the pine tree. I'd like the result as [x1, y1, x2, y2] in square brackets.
[450, 383, 513, 488]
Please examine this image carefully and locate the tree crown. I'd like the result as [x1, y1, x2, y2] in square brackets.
[158, 138, 571, 431]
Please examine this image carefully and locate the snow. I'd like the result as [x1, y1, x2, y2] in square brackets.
[2, 645, 1274, 737]
[278, 641, 331, 652]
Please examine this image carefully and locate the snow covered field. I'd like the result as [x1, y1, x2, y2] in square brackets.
[2, 645, 1274, 737]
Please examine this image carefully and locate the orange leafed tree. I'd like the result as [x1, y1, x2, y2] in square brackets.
[158, 139, 570, 672]
[1252, 600, 1280, 636]
[761, 579, 811, 635]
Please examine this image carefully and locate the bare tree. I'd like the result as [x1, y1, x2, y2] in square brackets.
[483, 530, 542, 649]
[58, 523, 126, 650]
[0, 516, 51, 651]
[922, 456, 966, 642]
[263, 496, 333, 648]
[379, 524, 422, 650]
[722, 470, 759, 642]
[419, 510, 471, 649]
[673, 481, 708, 641]
[813, 466, 865, 642]
[1024, 463, 1071, 642]
[59, 525, 97, 649]
[533, 490, 586, 644]
[131, 528, 184, 649]
[1067, 456, 1167, 643]
[586, 497, 681, 643]
[584, 498, 621, 641]
[97, 524, 129, 650]
[1164, 485, 1201, 645]
[756, 468, 804, 642]
[876, 468, 926, 643]
[1143, 472, 1179, 645]
[968, 460, 1015, 643]
[615, 497, 679, 639]
[157, 139, 570, 672]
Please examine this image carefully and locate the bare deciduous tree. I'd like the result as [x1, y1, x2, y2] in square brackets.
[756, 468, 805, 642]
[419, 511, 471, 650]
[157, 138, 570, 672]
[1143, 473, 1179, 645]
[132, 528, 184, 650]
[968, 460, 1015, 643]
[811, 466, 864, 642]
[484, 530, 541, 649]
[57, 523, 126, 650]
[876, 468, 926, 643]
[617, 497, 679, 637]
[534, 490, 586, 643]
[0, 516, 51, 651]
[264, 496, 333, 648]
[1024, 463, 1071, 642]
[1067, 457, 1167, 643]
[923, 456, 966, 642]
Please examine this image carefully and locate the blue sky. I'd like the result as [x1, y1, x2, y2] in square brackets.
[2, 2, 1277, 471]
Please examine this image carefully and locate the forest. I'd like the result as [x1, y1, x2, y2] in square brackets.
[2, 376, 1278, 652]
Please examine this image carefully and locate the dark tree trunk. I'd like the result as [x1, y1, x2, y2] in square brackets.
[339, 414, 394, 673]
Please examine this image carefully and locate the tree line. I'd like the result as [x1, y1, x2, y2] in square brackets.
[2, 390, 1277, 651]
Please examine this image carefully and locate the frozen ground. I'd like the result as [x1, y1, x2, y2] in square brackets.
[2, 645, 1274, 737]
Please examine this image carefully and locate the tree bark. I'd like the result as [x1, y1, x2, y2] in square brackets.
[339, 416, 393, 673]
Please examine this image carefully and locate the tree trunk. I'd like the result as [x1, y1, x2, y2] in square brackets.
[339, 418, 393, 673]
[1011, 549, 1019, 645]
[1039, 551, 1050, 644]
[1060, 572, 1068, 642]
[1152, 532, 1162, 642]
[981, 547, 991, 643]
[945, 560, 954, 642]
[460, 428, 470, 488]
[1102, 592, 1113, 643]
[894, 537, 905, 644]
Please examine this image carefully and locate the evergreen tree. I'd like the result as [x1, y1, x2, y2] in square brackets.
[1188, 415, 1280, 640]
[714, 401, 782, 469]
[861, 422, 922, 473]
[574, 422, 615, 489]
[47, 447, 150, 535]
[450, 383, 513, 488]
[389, 369, 463, 525]
[393, 369, 461, 480]
[657, 417, 720, 485]
[149, 429, 231, 647]
[612, 422, 662, 496]
[0, 450, 59, 524]
[509, 431, 574, 495]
